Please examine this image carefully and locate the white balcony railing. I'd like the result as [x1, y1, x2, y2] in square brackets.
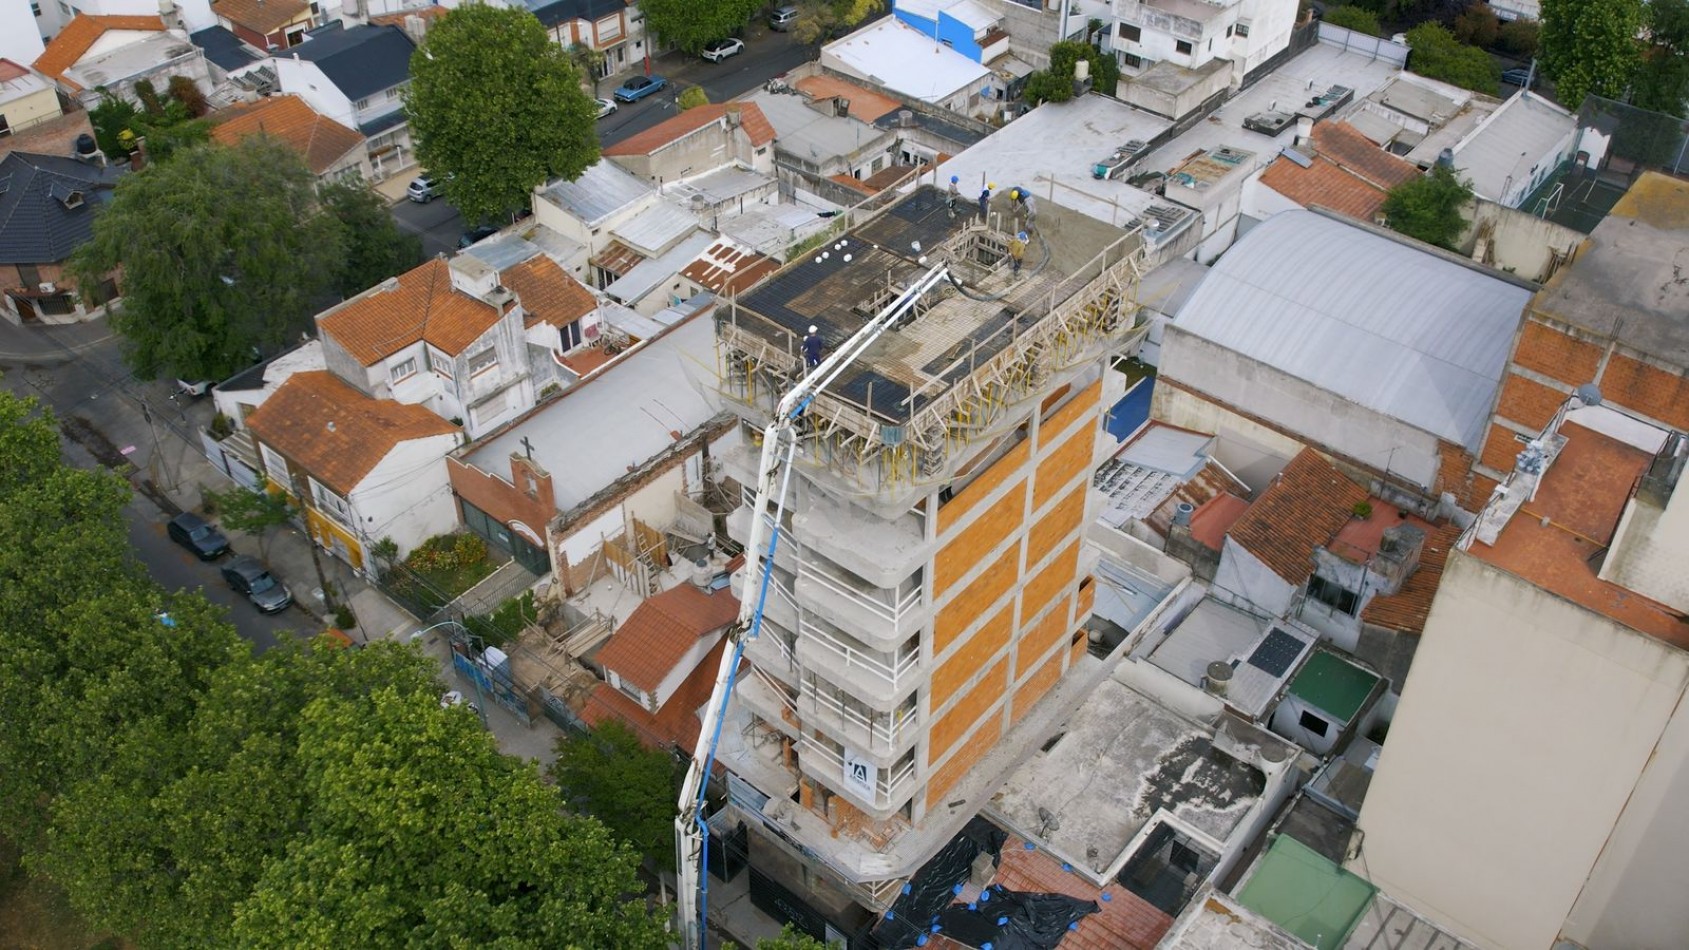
[802, 678, 918, 757]
[799, 738, 918, 813]
[796, 558, 924, 645]
[798, 617, 922, 697]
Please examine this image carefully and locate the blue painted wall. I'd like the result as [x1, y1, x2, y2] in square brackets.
[891, 2, 984, 62]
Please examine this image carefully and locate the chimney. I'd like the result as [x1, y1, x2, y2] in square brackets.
[403, 14, 427, 44]
[1294, 115, 1314, 147]
[723, 104, 741, 128]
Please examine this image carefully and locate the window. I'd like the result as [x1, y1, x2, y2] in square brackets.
[310, 477, 352, 524]
[259, 442, 291, 485]
[1122, 52, 1146, 69]
[560, 319, 584, 350]
[1175, 39, 1193, 54]
[1298, 709, 1331, 737]
[1236, 21, 1250, 36]
[389, 357, 417, 381]
[57, 0, 70, 16]
[428, 347, 454, 379]
[31, 1, 41, 15]
[467, 346, 498, 376]
[354, 97, 372, 111]
[1118, 22, 1141, 42]
[1226, 24, 1233, 37]
[1307, 574, 1360, 616]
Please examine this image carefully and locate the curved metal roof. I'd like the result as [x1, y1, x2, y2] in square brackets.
[1172, 210, 1531, 451]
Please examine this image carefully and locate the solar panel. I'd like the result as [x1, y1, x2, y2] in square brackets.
[1247, 628, 1304, 678]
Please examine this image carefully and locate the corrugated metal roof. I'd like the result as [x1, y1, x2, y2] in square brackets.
[1120, 422, 1211, 476]
[1171, 210, 1530, 451]
[1451, 91, 1575, 202]
[603, 230, 713, 306]
[612, 200, 698, 256]
[539, 160, 652, 227]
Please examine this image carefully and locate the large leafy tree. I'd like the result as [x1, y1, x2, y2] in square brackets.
[1540, 0, 1645, 109]
[641, 0, 761, 53]
[319, 179, 423, 298]
[407, 4, 600, 225]
[1634, 0, 1689, 117]
[1405, 22, 1500, 95]
[70, 136, 345, 382]
[790, 0, 885, 45]
[1382, 164, 1474, 250]
[550, 720, 681, 871]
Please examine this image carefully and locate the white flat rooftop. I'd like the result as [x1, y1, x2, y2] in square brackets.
[822, 17, 991, 105]
[1136, 597, 1268, 690]
[1137, 44, 1405, 176]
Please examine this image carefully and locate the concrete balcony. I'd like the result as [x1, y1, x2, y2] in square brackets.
[795, 617, 924, 711]
[741, 615, 801, 686]
[730, 563, 800, 635]
[791, 487, 928, 589]
[794, 558, 930, 651]
[736, 666, 803, 740]
[798, 679, 920, 768]
[798, 740, 917, 821]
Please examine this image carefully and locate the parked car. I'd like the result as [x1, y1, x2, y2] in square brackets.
[702, 38, 745, 62]
[167, 512, 230, 560]
[770, 5, 799, 30]
[614, 75, 668, 102]
[175, 378, 213, 398]
[459, 224, 499, 248]
[220, 555, 293, 614]
[407, 174, 443, 203]
[1501, 67, 1535, 88]
[595, 97, 618, 119]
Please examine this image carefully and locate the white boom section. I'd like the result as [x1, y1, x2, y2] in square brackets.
[675, 263, 954, 949]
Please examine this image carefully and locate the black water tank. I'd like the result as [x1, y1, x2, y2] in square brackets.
[75, 133, 97, 156]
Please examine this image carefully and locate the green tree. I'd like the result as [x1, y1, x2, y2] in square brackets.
[407, 4, 600, 226]
[550, 720, 681, 871]
[1382, 164, 1473, 249]
[1050, 40, 1119, 96]
[318, 179, 423, 298]
[640, 0, 760, 53]
[1540, 0, 1645, 109]
[1324, 6, 1382, 36]
[1405, 22, 1500, 94]
[1453, 2, 1500, 48]
[758, 925, 832, 949]
[1634, 0, 1689, 117]
[1022, 69, 1073, 105]
[70, 136, 344, 382]
[88, 93, 139, 157]
[1497, 17, 1539, 56]
[564, 43, 606, 89]
[204, 477, 296, 558]
[790, 0, 884, 45]
[678, 85, 711, 111]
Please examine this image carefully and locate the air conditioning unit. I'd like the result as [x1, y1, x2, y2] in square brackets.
[39, 282, 55, 293]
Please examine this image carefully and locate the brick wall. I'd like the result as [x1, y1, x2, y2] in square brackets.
[933, 479, 1026, 592]
[1015, 596, 1071, 673]
[924, 711, 1003, 812]
[928, 656, 1008, 760]
[938, 437, 1031, 532]
[932, 605, 1012, 708]
[1011, 649, 1063, 723]
[447, 454, 556, 540]
[1513, 319, 1603, 383]
[1601, 353, 1689, 430]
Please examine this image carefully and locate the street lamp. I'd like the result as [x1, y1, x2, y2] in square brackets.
[410, 619, 491, 728]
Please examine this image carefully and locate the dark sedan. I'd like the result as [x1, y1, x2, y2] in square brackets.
[167, 512, 229, 560]
[221, 555, 294, 614]
[614, 75, 668, 103]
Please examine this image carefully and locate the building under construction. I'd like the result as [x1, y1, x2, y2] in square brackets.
[703, 184, 1155, 935]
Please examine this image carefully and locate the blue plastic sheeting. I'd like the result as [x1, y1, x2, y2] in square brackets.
[1106, 379, 1153, 443]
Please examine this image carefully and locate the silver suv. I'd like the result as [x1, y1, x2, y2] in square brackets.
[770, 5, 798, 30]
[407, 174, 442, 203]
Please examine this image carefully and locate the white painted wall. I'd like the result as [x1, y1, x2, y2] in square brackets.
[1240, 165, 1313, 220]
[1601, 474, 1689, 615]
[1354, 551, 1689, 950]
[3, 0, 45, 65]
[350, 430, 463, 555]
[558, 504, 624, 566]
[652, 629, 723, 709]
[1212, 537, 1294, 617]
[1228, 0, 1299, 79]
[213, 341, 327, 426]
[272, 57, 355, 129]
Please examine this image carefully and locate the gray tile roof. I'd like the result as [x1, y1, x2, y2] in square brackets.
[527, 0, 626, 28]
[0, 152, 123, 264]
[190, 25, 261, 72]
[289, 24, 413, 103]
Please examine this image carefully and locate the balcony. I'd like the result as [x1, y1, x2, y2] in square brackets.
[794, 557, 929, 651]
[742, 618, 800, 685]
[798, 739, 918, 819]
[791, 488, 928, 588]
[800, 677, 919, 766]
[736, 666, 803, 739]
[795, 617, 924, 708]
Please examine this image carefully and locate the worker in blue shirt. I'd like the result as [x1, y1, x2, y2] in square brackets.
[803, 325, 824, 369]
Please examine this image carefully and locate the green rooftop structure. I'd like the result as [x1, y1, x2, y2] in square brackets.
[1235, 834, 1376, 950]
[1289, 650, 1380, 724]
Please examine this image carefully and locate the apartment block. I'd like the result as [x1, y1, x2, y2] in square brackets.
[706, 187, 1163, 932]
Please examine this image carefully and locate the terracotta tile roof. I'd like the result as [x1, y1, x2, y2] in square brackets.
[829, 172, 875, 195]
[369, 5, 447, 27]
[1362, 522, 1461, 634]
[595, 584, 741, 693]
[792, 74, 901, 122]
[602, 103, 774, 158]
[34, 14, 165, 89]
[580, 638, 737, 755]
[245, 370, 457, 495]
[211, 0, 312, 37]
[589, 239, 645, 278]
[1189, 492, 1250, 551]
[210, 94, 363, 176]
[1226, 448, 1369, 584]
[860, 164, 920, 192]
[500, 254, 596, 330]
[317, 257, 501, 365]
[0, 59, 30, 82]
[1258, 121, 1421, 221]
[679, 238, 778, 295]
[557, 346, 613, 376]
[1146, 455, 1250, 539]
[987, 834, 1173, 950]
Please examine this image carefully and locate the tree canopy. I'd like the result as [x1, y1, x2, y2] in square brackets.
[1405, 22, 1500, 95]
[0, 387, 669, 947]
[319, 179, 423, 297]
[790, 0, 885, 45]
[407, 3, 600, 224]
[1325, 6, 1382, 36]
[641, 0, 761, 53]
[70, 136, 344, 382]
[550, 719, 681, 871]
[1634, 0, 1689, 117]
[1540, 0, 1645, 109]
[1382, 164, 1473, 250]
[1024, 40, 1119, 105]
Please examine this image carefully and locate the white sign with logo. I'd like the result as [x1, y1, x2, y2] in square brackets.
[842, 746, 878, 801]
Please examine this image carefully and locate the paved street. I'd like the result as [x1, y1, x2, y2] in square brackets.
[391, 190, 465, 261]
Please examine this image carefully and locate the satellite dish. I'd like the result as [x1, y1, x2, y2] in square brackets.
[1575, 382, 1603, 407]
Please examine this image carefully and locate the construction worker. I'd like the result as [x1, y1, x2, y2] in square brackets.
[978, 182, 994, 219]
[1008, 231, 1027, 275]
[1009, 186, 1036, 226]
[946, 174, 960, 213]
[803, 325, 823, 369]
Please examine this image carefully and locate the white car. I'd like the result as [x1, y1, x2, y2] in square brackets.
[594, 97, 617, 120]
[702, 38, 745, 63]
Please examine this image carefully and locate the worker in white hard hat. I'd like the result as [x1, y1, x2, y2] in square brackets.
[803, 325, 823, 369]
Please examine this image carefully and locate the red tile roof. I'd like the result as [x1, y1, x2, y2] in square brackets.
[680, 238, 778, 295]
[210, 94, 363, 176]
[828, 173, 875, 195]
[988, 835, 1173, 950]
[211, 0, 313, 37]
[581, 637, 736, 755]
[244, 371, 458, 495]
[792, 74, 902, 122]
[500, 254, 597, 330]
[1189, 492, 1250, 551]
[1226, 448, 1369, 584]
[1258, 121, 1421, 222]
[370, 5, 447, 28]
[0, 59, 31, 82]
[1362, 522, 1461, 634]
[34, 14, 165, 90]
[602, 102, 774, 157]
[595, 584, 741, 693]
[317, 257, 501, 364]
